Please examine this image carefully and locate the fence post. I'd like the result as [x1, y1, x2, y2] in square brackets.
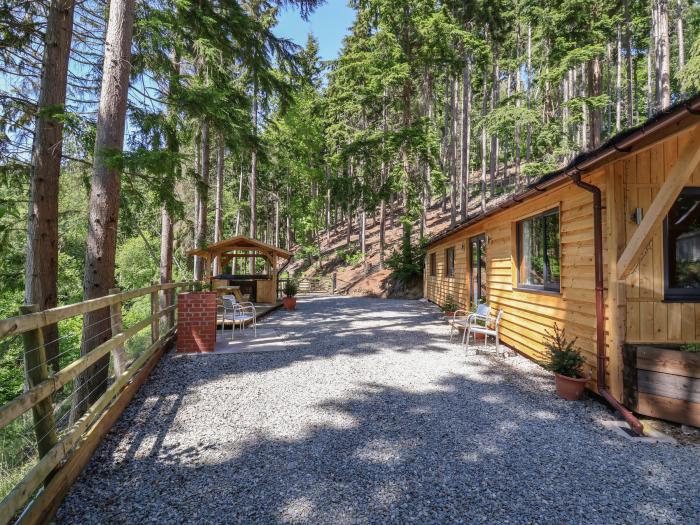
[19, 304, 58, 463]
[151, 282, 160, 345]
[109, 288, 126, 376]
[331, 273, 336, 294]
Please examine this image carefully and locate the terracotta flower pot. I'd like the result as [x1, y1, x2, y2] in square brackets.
[554, 373, 588, 401]
[443, 311, 456, 318]
[283, 296, 297, 311]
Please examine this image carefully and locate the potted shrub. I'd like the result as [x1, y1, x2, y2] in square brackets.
[441, 295, 460, 317]
[542, 324, 589, 400]
[282, 280, 298, 310]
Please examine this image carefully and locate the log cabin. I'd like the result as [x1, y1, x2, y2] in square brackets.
[424, 95, 700, 428]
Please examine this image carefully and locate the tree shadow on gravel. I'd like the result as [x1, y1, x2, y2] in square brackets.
[56, 352, 700, 525]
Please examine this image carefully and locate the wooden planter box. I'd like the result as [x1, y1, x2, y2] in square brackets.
[623, 345, 700, 427]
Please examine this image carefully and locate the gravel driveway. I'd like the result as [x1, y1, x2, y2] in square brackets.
[56, 296, 700, 524]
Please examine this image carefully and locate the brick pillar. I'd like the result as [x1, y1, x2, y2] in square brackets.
[177, 292, 217, 353]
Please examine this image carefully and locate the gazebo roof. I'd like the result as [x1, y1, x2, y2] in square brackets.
[187, 236, 293, 259]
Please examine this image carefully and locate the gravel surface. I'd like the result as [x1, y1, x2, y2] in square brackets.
[55, 296, 700, 524]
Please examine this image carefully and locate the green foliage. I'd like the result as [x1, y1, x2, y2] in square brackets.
[680, 343, 700, 353]
[336, 244, 363, 266]
[283, 279, 299, 297]
[115, 237, 159, 291]
[541, 324, 585, 379]
[441, 295, 459, 313]
[386, 223, 427, 284]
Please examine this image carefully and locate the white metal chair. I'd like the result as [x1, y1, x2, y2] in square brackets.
[220, 295, 257, 339]
[449, 303, 490, 343]
[465, 307, 505, 357]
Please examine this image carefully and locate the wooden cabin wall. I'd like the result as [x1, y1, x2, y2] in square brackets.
[425, 173, 607, 392]
[617, 126, 700, 345]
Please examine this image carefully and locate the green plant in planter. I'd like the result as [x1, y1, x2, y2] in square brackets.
[542, 324, 585, 378]
[283, 280, 298, 297]
[442, 295, 460, 313]
[681, 343, 700, 353]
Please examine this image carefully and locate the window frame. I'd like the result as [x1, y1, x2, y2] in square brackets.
[444, 246, 455, 278]
[429, 252, 437, 277]
[516, 207, 561, 293]
[663, 186, 700, 302]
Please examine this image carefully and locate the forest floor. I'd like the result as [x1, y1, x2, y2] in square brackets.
[56, 296, 700, 524]
[288, 199, 462, 299]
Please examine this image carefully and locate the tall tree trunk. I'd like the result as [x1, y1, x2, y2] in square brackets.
[194, 122, 210, 280]
[346, 205, 352, 246]
[514, 26, 522, 189]
[274, 195, 279, 247]
[624, 0, 635, 126]
[616, 24, 623, 132]
[480, 64, 488, 213]
[488, 53, 499, 197]
[72, 0, 135, 422]
[677, 0, 685, 73]
[379, 93, 387, 269]
[193, 131, 200, 246]
[160, 55, 178, 327]
[234, 162, 244, 236]
[249, 80, 258, 272]
[647, 35, 654, 117]
[656, 0, 671, 109]
[213, 133, 224, 275]
[360, 205, 366, 262]
[461, 58, 471, 221]
[581, 64, 589, 149]
[159, 205, 173, 318]
[285, 184, 291, 250]
[24, 0, 75, 373]
[325, 166, 331, 244]
[526, 22, 532, 161]
[589, 56, 602, 148]
[449, 76, 457, 228]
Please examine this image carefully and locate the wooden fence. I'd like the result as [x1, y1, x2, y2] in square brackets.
[0, 281, 194, 525]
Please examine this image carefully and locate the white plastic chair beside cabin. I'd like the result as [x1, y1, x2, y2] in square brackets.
[465, 306, 505, 357]
[449, 303, 489, 344]
[220, 294, 257, 339]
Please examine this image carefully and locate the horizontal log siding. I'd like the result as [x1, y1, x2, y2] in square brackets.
[620, 126, 700, 344]
[426, 173, 605, 391]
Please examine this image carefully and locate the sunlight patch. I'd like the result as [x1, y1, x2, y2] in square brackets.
[480, 394, 504, 404]
[532, 410, 557, 421]
[280, 495, 315, 523]
[354, 439, 404, 464]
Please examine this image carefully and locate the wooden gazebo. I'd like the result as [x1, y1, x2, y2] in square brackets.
[187, 236, 293, 303]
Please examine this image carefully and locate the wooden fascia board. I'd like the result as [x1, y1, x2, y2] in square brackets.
[617, 127, 700, 280]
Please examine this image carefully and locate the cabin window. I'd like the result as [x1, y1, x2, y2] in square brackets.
[664, 187, 700, 300]
[517, 208, 560, 292]
[469, 235, 487, 305]
[445, 247, 455, 277]
[429, 252, 437, 277]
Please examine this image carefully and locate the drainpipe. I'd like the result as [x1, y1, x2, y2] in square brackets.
[571, 173, 645, 436]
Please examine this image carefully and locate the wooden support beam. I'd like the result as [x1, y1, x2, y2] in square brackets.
[617, 127, 700, 280]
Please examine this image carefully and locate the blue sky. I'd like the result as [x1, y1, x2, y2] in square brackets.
[274, 1, 356, 62]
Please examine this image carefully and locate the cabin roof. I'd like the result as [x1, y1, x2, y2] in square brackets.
[187, 236, 293, 259]
[426, 92, 700, 248]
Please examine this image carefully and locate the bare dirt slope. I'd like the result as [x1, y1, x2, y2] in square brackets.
[287, 201, 458, 298]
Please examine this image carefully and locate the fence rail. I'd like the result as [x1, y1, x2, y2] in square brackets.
[0, 281, 195, 525]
